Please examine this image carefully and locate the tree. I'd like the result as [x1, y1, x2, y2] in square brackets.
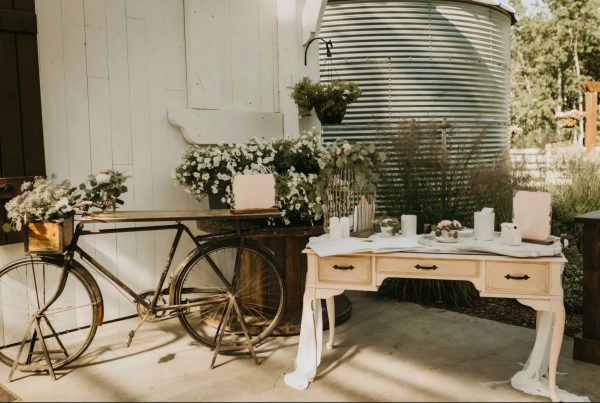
[510, 0, 600, 147]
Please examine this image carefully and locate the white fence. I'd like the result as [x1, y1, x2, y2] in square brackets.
[509, 145, 600, 185]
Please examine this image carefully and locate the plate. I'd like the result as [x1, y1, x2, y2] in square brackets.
[457, 228, 474, 238]
[436, 236, 459, 243]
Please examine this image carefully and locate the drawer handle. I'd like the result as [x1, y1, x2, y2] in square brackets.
[415, 264, 438, 271]
[504, 274, 530, 281]
[333, 264, 355, 271]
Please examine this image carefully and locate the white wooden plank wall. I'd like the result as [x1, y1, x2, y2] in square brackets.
[185, 0, 279, 112]
[34, 0, 200, 323]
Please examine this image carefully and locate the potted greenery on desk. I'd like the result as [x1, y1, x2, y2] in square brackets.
[290, 76, 362, 124]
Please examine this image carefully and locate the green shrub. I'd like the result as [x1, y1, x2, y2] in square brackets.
[548, 157, 600, 243]
[377, 278, 479, 307]
[562, 246, 584, 313]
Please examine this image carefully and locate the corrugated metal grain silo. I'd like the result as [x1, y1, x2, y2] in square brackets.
[319, 0, 515, 213]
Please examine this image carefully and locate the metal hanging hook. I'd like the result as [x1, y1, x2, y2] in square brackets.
[304, 37, 333, 66]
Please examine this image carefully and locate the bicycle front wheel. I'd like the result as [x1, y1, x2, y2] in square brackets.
[173, 239, 285, 350]
[0, 257, 101, 370]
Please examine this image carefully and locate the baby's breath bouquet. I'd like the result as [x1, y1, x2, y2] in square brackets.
[3, 170, 131, 233]
[175, 128, 326, 225]
[2, 175, 81, 232]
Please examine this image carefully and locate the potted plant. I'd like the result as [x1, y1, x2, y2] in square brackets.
[3, 171, 130, 254]
[78, 169, 130, 212]
[556, 109, 584, 128]
[174, 128, 326, 226]
[2, 176, 80, 254]
[290, 76, 362, 124]
[373, 217, 401, 236]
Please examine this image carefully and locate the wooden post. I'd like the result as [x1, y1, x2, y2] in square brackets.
[585, 91, 598, 152]
[581, 81, 599, 152]
[574, 210, 600, 364]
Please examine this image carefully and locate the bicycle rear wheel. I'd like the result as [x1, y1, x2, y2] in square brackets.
[0, 257, 101, 370]
[173, 239, 285, 350]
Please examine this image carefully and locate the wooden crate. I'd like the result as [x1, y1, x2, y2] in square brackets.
[24, 218, 74, 255]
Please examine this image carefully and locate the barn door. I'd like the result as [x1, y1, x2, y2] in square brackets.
[0, 0, 45, 245]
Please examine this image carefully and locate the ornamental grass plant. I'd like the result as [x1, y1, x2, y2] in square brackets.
[376, 119, 536, 306]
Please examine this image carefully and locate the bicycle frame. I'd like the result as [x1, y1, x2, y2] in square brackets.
[62, 219, 243, 319]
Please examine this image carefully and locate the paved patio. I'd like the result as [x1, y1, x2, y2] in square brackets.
[0, 292, 597, 402]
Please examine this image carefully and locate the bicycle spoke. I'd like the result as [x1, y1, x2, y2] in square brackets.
[0, 257, 99, 371]
[31, 262, 42, 310]
[175, 242, 284, 350]
[44, 302, 95, 316]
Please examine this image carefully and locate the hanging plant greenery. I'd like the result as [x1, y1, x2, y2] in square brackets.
[289, 76, 362, 124]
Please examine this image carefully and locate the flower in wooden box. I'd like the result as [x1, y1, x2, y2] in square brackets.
[2, 175, 79, 254]
[24, 218, 74, 255]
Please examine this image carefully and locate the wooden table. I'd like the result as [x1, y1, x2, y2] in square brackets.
[574, 210, 600, 364]
[284, 248, 571, 402]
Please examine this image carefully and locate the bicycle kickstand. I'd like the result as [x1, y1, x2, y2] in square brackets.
[126, 312, 150, 348]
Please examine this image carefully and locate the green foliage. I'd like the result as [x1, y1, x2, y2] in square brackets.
[377, 119, 537, 306]
[510, 0, 600, 146]
[373, 217, 401, 235]
[3, 175, 80, 232]
[175, 129, 327, 226]
[289, 76, 362, 117]
[547, 157, 600, 240]
[562, 245, 584, 313]
[381, 119, 536, 229]
[3, 170, 131, 232]
[78, 170, 129, 211]
[317, 139, 386, 200]
[377, 278, 479, 307]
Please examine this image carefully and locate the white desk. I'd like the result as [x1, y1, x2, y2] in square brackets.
[284, 248, 578, 402]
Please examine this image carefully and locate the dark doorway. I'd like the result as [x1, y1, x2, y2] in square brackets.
[0, 0, 45, 245]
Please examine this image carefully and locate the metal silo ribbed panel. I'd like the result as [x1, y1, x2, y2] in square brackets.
[318, 0, 512, 212]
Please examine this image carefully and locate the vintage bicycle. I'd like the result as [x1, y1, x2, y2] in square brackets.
[0, 209, 286, 380]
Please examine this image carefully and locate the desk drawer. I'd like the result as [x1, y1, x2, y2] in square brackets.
[485, 262, 549, 295]
[377, 257, 479, 278]
[318, 256, 372, 285]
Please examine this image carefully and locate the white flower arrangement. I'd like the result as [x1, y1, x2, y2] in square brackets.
[175, 128, 326, 225]
[2, 170, 131, 233]
[2, 175, 80, 232]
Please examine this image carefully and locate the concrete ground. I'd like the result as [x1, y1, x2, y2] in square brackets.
[0, 292, 598, 402]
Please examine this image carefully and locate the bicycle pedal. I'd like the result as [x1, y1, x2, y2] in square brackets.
[125, 330, 135, 348]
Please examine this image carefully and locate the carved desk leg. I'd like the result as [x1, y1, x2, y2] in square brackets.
[513, 299, 565, 403]
[284, 287, 343, 390]
[548, 300, 566, 403]
[326, 296, 335, 349]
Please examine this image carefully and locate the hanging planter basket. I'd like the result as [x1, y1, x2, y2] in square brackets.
[558, 117, 578, 128]
[315, 101, 348, 125]
[556, 110, 584, 128]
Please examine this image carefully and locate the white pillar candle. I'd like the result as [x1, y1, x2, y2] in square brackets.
[474, 210, 495, 241]
[340, 217, 350, 239]
[329, 217, 342, 240]
[401, 215, 417, 236]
